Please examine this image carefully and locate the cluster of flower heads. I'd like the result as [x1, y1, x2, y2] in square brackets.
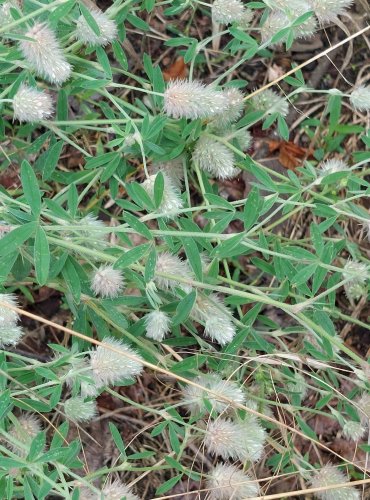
[3, 6, 117, 123]
[0, 293, 24, 348]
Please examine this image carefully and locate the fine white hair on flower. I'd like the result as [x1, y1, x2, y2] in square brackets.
[64, 356, 99, 398]
[163, 79, 229, 120]
[211, 87, 245, 128]
[204, 417, 266, 462]
[102, 479, 140, 500]
[357, 393, 370, 427]
[250, 89, 289, 117]
[261, 8, 316, 45]
[144, 310, 171, 342]
[12, 83, 53, 123]
[8, 413, 42, 456]
[342, 260, 368, 302]
[192, 136, 239, 180]
[141, 172, 183, 218]
[0, 1, 20, 29]
[154, 252, 193, 294]
[152, 157, 184, 190]
[0, 293, 19, 327]
[192, 294, 236, 345]
[182, 373, 246, 414]
[212, 0, 245, 25]
[207, 463, 260, 500]
[285, 372, 308, 402]
[342, 420, 366, 442]
[90, 336, 144, 388]
[90, 265, 125, 299]
[308, 0, 353, 23]
[0, 325, 25, 349]
[75, 8, 118, 46]
[309, 464, 360, 500]
[64, 397, 97, 423]
[349, 86, 370, 112]
[319, 159, 349, 176]
[19, 23, 72, 85]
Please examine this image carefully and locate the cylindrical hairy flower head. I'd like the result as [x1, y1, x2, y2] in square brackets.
[90, 337, 144, 388]
[238, 9, 254, 29]
[193, 294, 236, 345]
[64, 356, 98, 398]
[192, 136, 239, 180]
[152, 157, 184, 190]
[76, 9, 117, 46]
[64, 397, 97, 423]
[204, 417, 266, 462]
[102, 480, 140, 500]
[154, 252, 193, 294]
[349, 86, 370, 112]
[182, 373, 246, 414]
[144, 309, 171, 342]
[357, 393, 370, 427]
[211, 88, 245, 128]
[141, 172, 183, 218]
[310, 464, 360, 500]
[319, 159, 349, 177]
[19, 23, 72, 85]
[0, 325, 24, 348]
[12, 84, 53, 122]
[250, 89, 289, 117]
[286, 372, 308, 401]
[0, 293, 19, 329]
[308, 0, 353, 23]
[342, 420, 366, 442]
[343, 260, 368, 301]
[212, 0, 245, 24]
[207, 463, 260, 500]
[261, 8, 316, 45]
[163, 80, 228, 120]
[91, 265, 125, 298]
[8, 414, 42, 456]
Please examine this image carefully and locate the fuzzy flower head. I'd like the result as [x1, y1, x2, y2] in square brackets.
[343, 260, 368, 301]
[8, 414, 42, 456]
[310, 464, 360, 500]
[261, 5, 316, 45]
[20, 23, 72, 85]
[193, 294, 236, 345]
[309, 0, 353, 23]
[286, 372, 308, 401]
[102, 480, 140, 500]
[212, 87, 245, 128]
[207, 463, 260, 500]
[91, 265, 125, 299]
[349, 86, 370, 112]
[152, 157, 184, 190]
[342, 420, 366, 442]
[192, 136, 239, 180]
[64, 397, 97, 423]
[141, 172, 183, 218]
[0, 1, 19, 28]
[250, 89, 289, 117]
[163, 80, 228, 120]
[154, 252, 193, 294]
[63, 356, 98, 398]
[212, 0, 245, 24]
[75, 214, 108, 249]
[204, 417, 266, 462]
[357, 393, 370, 427]
[0, 293, 19, 327]
[12, 84, 53, 123]
[76, 9, 117, 46]
[182, 373, 246, 414]
[319, 159, 349, 177]
[90, 337, 144, 388]
[144, 309, 171, 342]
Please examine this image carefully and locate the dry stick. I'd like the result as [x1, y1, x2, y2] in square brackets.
[154, 478, 370, 500]
[243, 25, 370, 102]
[0, 300, 367, 475]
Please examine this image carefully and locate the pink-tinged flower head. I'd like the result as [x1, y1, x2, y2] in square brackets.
[192, 136, 239, 180]
[102, 479, 140, 500]
[308, 0, 353, 23]
[310, 464, 360, 500]
[207, 463, 260, 499]
[182, 373, 246, 414]
[13, 84, 53, 122]
[212, 0, 245, 24]
[144, 309, 171, 342]
[19, 23, 72, 84]
[8, 413, 42, 456]
[163, 80, 228, 120]
[90, 337, 144, 388]
[204, 417, 266, 462]
[76, 9, 117, 46]
[350, 86, 370, 112]
[91, 265, 125, 298]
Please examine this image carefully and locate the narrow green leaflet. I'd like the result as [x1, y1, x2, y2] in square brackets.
[0, 222, 36, 257]
[21, 161, 41, 217]
[34, 226, 50, 286]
